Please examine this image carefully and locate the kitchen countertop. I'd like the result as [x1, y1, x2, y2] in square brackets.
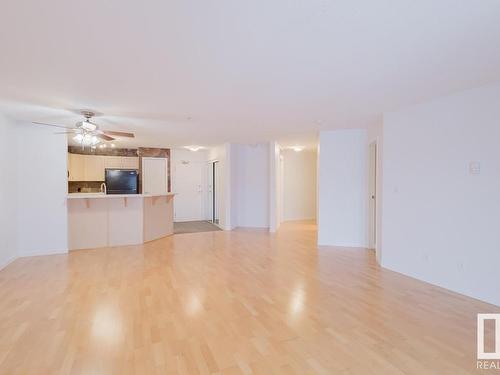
[67, 192, 175, 199]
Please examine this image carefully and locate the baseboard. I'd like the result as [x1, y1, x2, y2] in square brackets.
[219, 224, 234, 231]
[233, 225, 270, 231]
[174, 218, 207, 223]
[317, 241, 368, 248]
[18, 249, 68, 258]
[0, 255, 17, 271]
[381, 261, 500, 308]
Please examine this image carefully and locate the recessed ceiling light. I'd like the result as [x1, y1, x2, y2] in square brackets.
[185, 145, 203, 152]
[111, 143, 115, 148]
[291, 146, 304, 152]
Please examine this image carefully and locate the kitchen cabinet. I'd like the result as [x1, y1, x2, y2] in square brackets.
[68, 153, 85, 181]
[84, 155, 105, 181]
[68, 153, 139, 182]
[121, 157, 139, 169]
[104, 156, 123, 169]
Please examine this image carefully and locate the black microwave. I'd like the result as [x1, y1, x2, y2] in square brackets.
[105, 169, 139, 194]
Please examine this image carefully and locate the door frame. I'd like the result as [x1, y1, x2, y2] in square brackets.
[205, 160, 220, 224]
[368, 141, 377, 250]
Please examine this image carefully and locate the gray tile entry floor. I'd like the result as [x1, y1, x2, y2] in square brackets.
[174, 221, 222, 234]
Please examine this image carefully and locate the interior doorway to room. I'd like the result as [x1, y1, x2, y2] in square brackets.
[368, 141, 377, 249]
[279, 147, 317, 226]
[207, 160, 219, 225]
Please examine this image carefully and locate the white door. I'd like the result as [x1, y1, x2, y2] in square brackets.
[142, 157, 167, 195]
[368, 142, 377, 249]
[174, 160, 204, 222]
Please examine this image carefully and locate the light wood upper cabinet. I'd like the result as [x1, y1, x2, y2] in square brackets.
[68, 153, 85, 181]
[121, 157, 139, 169]
[68, 154, 139, 182]
[104, 156, 123, 169]
[84, 155, 105, 181]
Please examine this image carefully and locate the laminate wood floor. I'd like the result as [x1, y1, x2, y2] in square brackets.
[0, 221, 497, 374]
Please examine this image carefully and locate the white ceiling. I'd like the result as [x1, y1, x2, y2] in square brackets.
[1, 0, 500, 148]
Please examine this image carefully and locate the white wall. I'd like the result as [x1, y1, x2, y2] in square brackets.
[231, 143, 270, 228]
[268, 142, 281, 232]
[16, 123, 68, 256]
[0, 115, 17, 268]
[282, 149, 317, 221]
[318, 129, 368, 247]
[171, 148, 209, 166]
[382, 82, 500, 306]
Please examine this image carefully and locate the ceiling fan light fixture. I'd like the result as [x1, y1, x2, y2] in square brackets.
[80, 120, 97, 132]
[74, 132, 100, 147]
[33, 110, 134, 150]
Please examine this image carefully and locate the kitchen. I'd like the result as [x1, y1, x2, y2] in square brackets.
[67, 145, 175, 250]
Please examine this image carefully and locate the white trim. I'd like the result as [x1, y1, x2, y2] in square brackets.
[217, 223, 229, 231]
[18, 249, 68, 257]
[0, 255, 17, 271]
[174, 217, 207, 223]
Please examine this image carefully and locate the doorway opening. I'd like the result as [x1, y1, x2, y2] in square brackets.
[172, 151, 221, 235]
[279, 147, 318, 228]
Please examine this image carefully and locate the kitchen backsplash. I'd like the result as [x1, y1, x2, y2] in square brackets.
[68, 181, 103, 193]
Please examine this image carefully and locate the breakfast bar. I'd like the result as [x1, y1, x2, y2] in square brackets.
[67, 193, 175, 250]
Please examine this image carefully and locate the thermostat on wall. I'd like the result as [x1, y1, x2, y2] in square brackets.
[469, 161, 481, 175]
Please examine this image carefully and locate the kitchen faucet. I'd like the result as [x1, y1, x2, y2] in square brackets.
[100, 182, 107, 194]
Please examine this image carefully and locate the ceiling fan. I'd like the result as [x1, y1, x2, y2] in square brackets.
[33, 110, 135, 148]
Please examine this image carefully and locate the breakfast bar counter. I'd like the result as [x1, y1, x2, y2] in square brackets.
[67, 193, 175, 250]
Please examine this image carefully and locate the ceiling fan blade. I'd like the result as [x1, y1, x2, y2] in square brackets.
[96, 134, 115, 141]
[102, 130, 135, 138]
[32, 121, 74, 130]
